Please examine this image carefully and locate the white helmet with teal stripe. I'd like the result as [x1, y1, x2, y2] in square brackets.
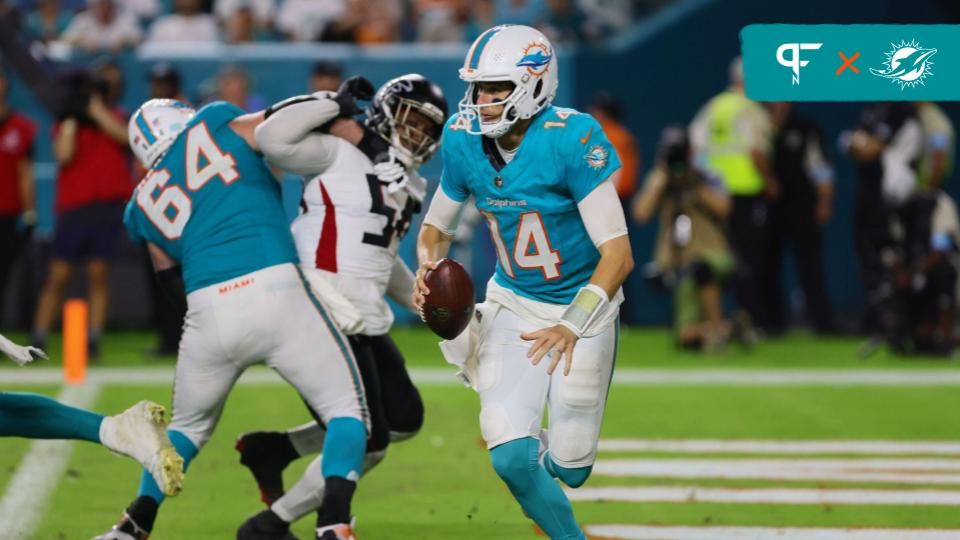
[128, 98, 195, 168]
[458, 24, 559, 138]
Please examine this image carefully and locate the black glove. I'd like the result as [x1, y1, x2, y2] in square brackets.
[333, 76, 375, 118]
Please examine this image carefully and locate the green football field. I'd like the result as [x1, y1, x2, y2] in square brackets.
[3, 328, 960, 539]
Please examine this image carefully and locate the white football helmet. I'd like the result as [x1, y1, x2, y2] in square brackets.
[458, 25, 559, 138]
[128, 99, 196, 167]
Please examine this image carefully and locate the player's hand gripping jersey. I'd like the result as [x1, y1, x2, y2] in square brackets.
[441, 105, 621, 304]
[124, 101, 297, 293]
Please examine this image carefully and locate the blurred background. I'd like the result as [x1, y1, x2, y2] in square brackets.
[0, 0, 959, 358]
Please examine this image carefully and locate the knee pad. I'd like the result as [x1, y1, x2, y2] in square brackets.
[479, 403, 513, 446]
[548, 419, 598, 466]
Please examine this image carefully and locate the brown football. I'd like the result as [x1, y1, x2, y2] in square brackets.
[423, 258, 475, 340]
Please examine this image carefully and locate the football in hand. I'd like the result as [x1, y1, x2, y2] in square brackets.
[422, 258, 475, 340]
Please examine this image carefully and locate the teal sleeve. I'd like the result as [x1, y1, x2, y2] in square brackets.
[566, 115, 622, 202]
[439, 127, 470, 202]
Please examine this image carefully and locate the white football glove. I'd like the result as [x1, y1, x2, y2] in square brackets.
[0, 333, 47, 366]
[374, 153, 409, 196]
[301, 267, 366, 336]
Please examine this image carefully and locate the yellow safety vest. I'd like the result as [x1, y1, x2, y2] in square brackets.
[705, 92, 765, 196]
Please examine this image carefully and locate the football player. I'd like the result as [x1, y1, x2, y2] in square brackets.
[414, 25, 633, 539]
[94, 80, 377, 540]
[0, 334, 183, 498]
[234, 74, 447, 540]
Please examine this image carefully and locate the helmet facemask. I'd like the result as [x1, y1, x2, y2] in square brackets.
[458, 81, 527, 138]
[376, 96, 444, 168]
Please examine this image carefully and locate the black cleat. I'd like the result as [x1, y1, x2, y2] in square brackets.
[236, 431, 297, 505]
[237, 509, 299, 540]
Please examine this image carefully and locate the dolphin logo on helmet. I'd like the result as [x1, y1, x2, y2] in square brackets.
[516, 44, 552, 76]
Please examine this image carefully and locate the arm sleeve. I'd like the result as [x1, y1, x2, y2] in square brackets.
[577, 179, 628, 247]
[566, 115, 622, 203]
[423, 186, 467, 236]
[438, 127, 470, 202]
[254, 97, 343, 176]
[386, 259, 417, 313]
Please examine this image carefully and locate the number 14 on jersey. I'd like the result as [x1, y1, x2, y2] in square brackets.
[482, 210, 562, 280]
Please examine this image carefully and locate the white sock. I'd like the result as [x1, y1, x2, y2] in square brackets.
[269, 450, 388, 522]
[271, 455, 325, 522]
[287, 422, 326, 457]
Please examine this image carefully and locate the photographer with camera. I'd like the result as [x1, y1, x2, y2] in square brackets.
[31, 62, 130, 359]
[633, 125, 736, 352]
[842, 103, 924, 343]
[891, 190, 960, 356]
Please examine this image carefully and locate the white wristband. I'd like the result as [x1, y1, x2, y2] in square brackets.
[558, 284, 609, 338]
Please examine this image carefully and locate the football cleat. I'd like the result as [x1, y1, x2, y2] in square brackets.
[236, 431, 296, 504]
[91, 512, 149, 540]
[237, 509, 299, 540]
[99, 401, 184, 497]
[315, 523, 356, 540]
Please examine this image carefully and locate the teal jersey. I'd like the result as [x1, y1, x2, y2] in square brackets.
[124, 101, 297, 293]
[441, 106, 621, 304]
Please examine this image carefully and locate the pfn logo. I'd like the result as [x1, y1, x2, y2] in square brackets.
[776, 42, 823, 85]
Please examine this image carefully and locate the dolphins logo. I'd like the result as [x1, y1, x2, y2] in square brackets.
[870, 39, 937, 89]
[517, 43, 552, 77]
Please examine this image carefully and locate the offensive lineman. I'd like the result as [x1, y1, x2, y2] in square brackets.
[414, 25, 633, 539]
[235, 74, 447, 540]
[94, 80, 375, 540]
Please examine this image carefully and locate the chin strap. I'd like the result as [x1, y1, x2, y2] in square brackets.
[558, 284, 609, 338]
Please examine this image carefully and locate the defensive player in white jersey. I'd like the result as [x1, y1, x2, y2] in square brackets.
[0, 334, 183, 498]
[95, 79, 378, 540]
[414, 25, 634, 539]
[234, 74, 448, 540]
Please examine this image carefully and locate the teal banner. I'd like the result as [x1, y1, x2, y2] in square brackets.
[741, 24, 960, 101]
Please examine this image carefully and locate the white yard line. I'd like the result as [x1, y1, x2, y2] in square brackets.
[594, 458, 960, 484]
[6, 367, 960, 386]
[598, 439, 960, 455]
[0, 383, 102, 540]
[567, 486, 960, 506]
[584, 525, 960, 540]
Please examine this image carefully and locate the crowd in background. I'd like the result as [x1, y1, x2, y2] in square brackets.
[1, 0, 664, 47]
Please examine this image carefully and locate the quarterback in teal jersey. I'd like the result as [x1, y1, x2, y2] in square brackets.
[96, 82, 377, 540]
[414, 25, 634, 540]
